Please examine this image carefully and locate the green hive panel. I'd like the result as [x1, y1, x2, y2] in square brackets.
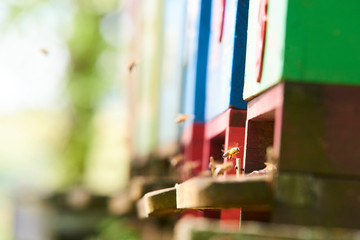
[244, 0, 360, 100]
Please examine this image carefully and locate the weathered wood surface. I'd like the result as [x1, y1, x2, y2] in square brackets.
[280, 82, 360, 178]
[176, 176, 273, 210]
[273, 173, 360, 229]
[136, 187, 178, 218]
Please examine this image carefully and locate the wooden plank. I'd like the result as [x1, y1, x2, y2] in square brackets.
[176, 176, 273, 210]
[273, 173, 360, 229]
[136, 187, 178, 218]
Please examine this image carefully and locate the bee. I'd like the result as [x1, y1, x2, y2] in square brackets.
[209, 156, 216, 174]
[209, 156, 234, 176]
[128, 60, 136, 72]
[169, 153, 183, 167]
[215, 161, 234, 176]
[175, 114, 194, 124]
[222, 147, 241, 160]
[247, 146, 277, 176]
[40, 48, 49, 55]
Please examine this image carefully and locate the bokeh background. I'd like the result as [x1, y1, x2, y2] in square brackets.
[4, 0, 359, 239]
[0, 0, 134, 238]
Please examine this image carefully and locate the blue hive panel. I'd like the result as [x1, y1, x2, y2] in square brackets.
[181, 0, 212, 123]
[205, 0, 248, 121]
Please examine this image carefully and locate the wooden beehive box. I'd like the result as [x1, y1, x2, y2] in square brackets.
[244, 0, 360, 100]
[205, 0, 248, 121]
[180, 0, 212, 179]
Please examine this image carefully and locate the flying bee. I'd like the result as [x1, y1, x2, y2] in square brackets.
[169, 153, 183, 167]
[128, 60, 136, 72]
[40, 48, 49, 55]
[222, 146, 241, 160]
[175, 114, 194, 124]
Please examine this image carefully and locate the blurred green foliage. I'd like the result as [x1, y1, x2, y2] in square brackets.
[2, 0, 121, 188]
[63, 0, 119, 187]
[64, 8, 106, 186]
[87, 217, 140, 240]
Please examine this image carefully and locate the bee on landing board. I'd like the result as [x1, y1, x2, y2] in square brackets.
[215, 161, 233, 176]
[209, 156, 234, 177]
[247, 146, 278, 176]
[222, 146, 241, 160]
